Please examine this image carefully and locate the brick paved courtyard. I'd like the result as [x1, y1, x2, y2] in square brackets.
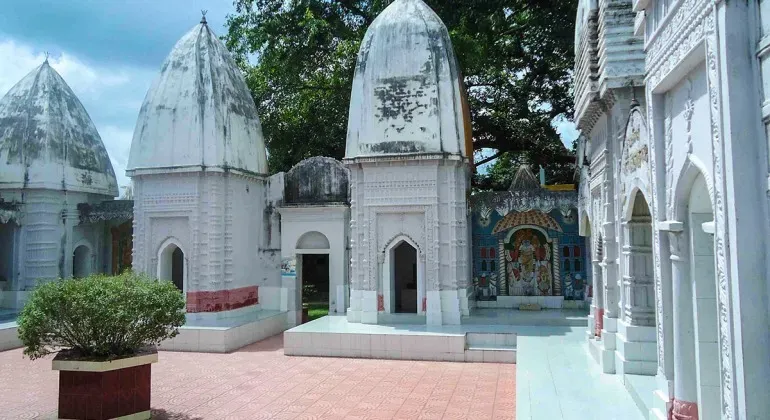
[0, 334, 516, 420]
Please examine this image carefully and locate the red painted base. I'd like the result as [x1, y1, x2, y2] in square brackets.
[377, 294, 385, 312]
[186, 285, 259, 313]
[58, 363, 151, 420]
[595, 308, 604, 337]
[670, 399, 699, 420]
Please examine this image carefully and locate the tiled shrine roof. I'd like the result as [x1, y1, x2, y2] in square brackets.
[78, 200, 134, 224]
[493, 209, 563, 234]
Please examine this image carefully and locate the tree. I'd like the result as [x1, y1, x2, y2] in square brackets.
[225, 0, 577, 188]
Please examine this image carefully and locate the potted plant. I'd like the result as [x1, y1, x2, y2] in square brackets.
[17, 271, 185, 420]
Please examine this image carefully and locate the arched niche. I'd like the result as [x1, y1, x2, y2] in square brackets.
[72, 242, 93, 278]
[296, 231, 331, 252]
[157, 238, 187, 294]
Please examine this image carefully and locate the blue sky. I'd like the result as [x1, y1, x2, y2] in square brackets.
[0, 0, 579, 191]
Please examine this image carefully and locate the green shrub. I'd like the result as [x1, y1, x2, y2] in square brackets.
[17, 271, 186, 360]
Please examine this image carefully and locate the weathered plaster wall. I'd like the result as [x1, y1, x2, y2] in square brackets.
[131, 172, 277, 319]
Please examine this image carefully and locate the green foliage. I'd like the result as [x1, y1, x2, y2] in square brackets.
[225, 0, 578, 187]
[17, 272, 186, 360]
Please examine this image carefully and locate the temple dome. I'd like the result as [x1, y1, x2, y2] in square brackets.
[127, 18, 268, 176]
[0, 61, 118, 196]
[345, 0, 473, 160]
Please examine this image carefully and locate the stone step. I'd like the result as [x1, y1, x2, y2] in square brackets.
[464, 348, 516, 364]
[465, 332, 516, 348]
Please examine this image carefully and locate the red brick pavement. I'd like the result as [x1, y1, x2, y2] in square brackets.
[0, 334, 516, 419]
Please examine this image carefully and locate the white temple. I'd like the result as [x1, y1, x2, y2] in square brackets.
[0, 61, 118, 312]
[574, 0, 770, 418]
[344, 0, 474, 326]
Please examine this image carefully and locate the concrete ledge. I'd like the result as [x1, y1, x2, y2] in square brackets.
[0, 323, 21, 351]
[159, 310, 288, 353]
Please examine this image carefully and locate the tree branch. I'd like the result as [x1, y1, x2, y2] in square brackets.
[474, 152, 503, 167]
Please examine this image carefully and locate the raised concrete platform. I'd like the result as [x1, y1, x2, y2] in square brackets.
[283, 309, 588, 364]
[0, 309, 292, 354]
[159, 309, 289, 353]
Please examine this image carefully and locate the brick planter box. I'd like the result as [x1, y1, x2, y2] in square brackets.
[52, 349, 158, 420]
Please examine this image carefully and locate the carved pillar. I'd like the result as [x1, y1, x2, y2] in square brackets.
[498, 238, 506, 295]
[602, 222, 619, 319]
[551, 237, 561, 296]
[592, 236, 605, 336]
[669, 230, 699, 419]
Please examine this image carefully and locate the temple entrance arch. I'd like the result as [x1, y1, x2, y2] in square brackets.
[392, 242, 417, 313]
[622, 190, 655, 326]
[72, 243, 92, 278]
[295, 231, 331, 320]
[668, 169, 719, 418]
[382, 236, 424, 315]
[158, 238, 186, 293]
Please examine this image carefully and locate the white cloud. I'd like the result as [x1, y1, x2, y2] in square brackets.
[0, 38, 156, 193]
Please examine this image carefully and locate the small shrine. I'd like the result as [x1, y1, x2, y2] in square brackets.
[470, 166, 587, 309]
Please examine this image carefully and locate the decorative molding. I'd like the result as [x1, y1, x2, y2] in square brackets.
[645, 86, 666, 374]
[664, 94, 675, 222]
[704, 11, 735, 419]
[647, 1, 711, 91]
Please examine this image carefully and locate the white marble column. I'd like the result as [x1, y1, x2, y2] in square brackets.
[669, 231, 699, 407]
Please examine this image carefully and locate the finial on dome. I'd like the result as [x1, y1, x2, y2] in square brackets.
[200, 10, 208, 25]
[44, 51, 49, 63]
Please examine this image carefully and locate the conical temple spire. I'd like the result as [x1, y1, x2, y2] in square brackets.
[509, 165, 542, 191]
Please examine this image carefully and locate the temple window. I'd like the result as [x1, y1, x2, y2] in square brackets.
[573, 246, 581, 257]
[574, 259, 582, 272]
[481, 260, 488, 272]
[480, 248, 487, 258]
[564, 259, 571, 272]
[563, 246, 570, 257]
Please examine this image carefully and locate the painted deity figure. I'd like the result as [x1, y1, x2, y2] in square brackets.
[506, 229, 553, 296]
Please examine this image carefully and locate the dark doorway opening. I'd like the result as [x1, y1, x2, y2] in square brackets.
[172, 247, 184, 292]
[393, 242, 417, 313]
[301, 254, 330, 321]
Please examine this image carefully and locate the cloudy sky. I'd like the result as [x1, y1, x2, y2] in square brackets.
[0, 0, 579, 192]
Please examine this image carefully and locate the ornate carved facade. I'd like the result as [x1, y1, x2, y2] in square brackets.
[576, 1, 770, 419]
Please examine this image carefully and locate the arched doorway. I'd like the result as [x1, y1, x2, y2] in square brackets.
[296, 231, 331, 321]
[72, 245, 92, 278]
[688, 174, 719, 418]
[0, 221, 18, 289]
[623, 190, 655, 327]
[158, 241, 185, 293]
[392, 241, 418, 313]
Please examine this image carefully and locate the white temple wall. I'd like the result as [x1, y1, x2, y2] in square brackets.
[346, 157, 469, 325]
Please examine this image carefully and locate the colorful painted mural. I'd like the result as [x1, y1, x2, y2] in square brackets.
[470, 166, 588, 302]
